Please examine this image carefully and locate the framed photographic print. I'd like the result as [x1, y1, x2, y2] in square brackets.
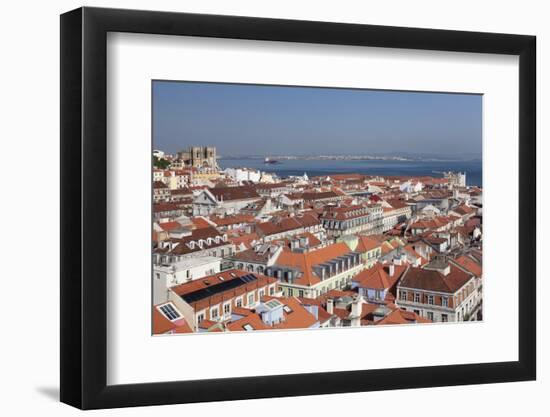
[60, 6, 536, 410]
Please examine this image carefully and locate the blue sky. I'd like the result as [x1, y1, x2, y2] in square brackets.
[153, 81, 482, 158]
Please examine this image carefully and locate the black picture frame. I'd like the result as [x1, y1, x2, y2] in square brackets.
[60, 6, 536, 410]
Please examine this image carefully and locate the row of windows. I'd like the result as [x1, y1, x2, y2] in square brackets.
[283, 275, 353, 298]
[399, 290, 449, 307]
[196, 285, 277, 323]
[366, 250, 381, 259]
[412, 309, 448, 322]
[155, 246, 233, 265]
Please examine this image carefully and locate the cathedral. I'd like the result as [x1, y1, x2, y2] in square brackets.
[177, 146, 219, 170]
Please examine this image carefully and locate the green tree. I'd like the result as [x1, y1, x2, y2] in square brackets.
[153, 156, 170, 169]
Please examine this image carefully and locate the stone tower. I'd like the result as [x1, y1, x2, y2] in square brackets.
[178, 146, 218, 169]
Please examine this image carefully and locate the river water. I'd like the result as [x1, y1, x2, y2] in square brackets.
[218, 158, 482, 186]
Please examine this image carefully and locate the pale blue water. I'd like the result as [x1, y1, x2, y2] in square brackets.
[219, 158, 482, 187]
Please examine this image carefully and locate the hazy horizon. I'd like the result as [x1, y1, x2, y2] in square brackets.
[153, 81, 482, 159]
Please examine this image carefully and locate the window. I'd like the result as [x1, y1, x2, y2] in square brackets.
[442, 314, 448, 322]
[299, 290, 304, 298]
[375, 290, 381, 300]
[259, 289, 265, 298]
[428, 295, 434, 305]
[223, 303, 231, 315]
[413, 309, 420, 315]
[210, 307, 219, 320]
[427, 311, 434, 321]
[287, 288, 293, 297]
[248, 293, 254, 305]
[197, 313, 205, 323]
[442, 297, 449, 307]
[159, 303, 180, 321]
[269, 286, 275, 295]
[399, 290, 407, 301]
[155, 273, 161, 280]
[236, 298, 242, 308]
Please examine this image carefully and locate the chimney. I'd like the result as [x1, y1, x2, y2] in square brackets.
[351, 295, 362, 317]
[326, 298, 334, 314]
[389, 264, 395, 276]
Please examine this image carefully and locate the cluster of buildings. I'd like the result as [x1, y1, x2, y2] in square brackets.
[152, 146, 483, 335]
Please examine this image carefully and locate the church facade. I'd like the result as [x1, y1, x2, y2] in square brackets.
[177, 146, 219, 170]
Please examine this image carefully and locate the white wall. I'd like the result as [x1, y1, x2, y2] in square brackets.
[0, 0, 545, 416]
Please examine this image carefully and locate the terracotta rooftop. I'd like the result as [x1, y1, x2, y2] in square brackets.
[256, 213, 319, 236]
[171, 269, 277, 311]
[453, 255, 482, 277]
[352, 264, 407, 290]
[274, 242, 357, 286]
[375, 308, 431, 325]
[209, 186, 260, 201]
[355, 235, 382, 253]
[399, 264, 473, 293]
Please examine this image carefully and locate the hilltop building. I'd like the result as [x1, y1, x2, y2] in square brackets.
[177, 146, 219, 170]
[444, 171, 467, 187]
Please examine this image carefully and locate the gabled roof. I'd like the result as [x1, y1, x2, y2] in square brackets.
[255, 213, 319, 236]
[352, 264, 407, 290]
[228, 232, 259, 250]
[152, 307, 177, 334]
[209, 214, 255, 226]
[190, 216, 213, 229]
[152, 304, 193, 334]
[399, 264, 473, 293]
[274, 242, 356, 286]
[301, 190, 340, 201]
[267, 296, 319, 329]
[355, 235, 382, 253]
[225, 296, 320, 331]
[452, 204, 477, 216]
[209, 186, 260, 201]
[226, 314, 270, 332]
[375, 308, 431, 325]
[164, 227, 227, 256]
[153, 202, 183, 213]
[158, 221, 184, 232]
[171, 269, 277, 311]
[452, 255, 482, 277]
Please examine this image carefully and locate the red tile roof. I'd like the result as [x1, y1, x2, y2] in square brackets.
[399, 264, 473, 293]
[355, 235, 382, 253]
[274, 242, 355, 286]
[171, 269, 277, 311]
[158, 221, 184, 232]
[226, 314, 270, 332]
[352, 264, 407, 290]
[152, 307, 176, 334]
[191, 217, 213, 229]
[453, 255, 482, 277]
[209, 186, 260, 201]
[375, 308, 431, 325]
